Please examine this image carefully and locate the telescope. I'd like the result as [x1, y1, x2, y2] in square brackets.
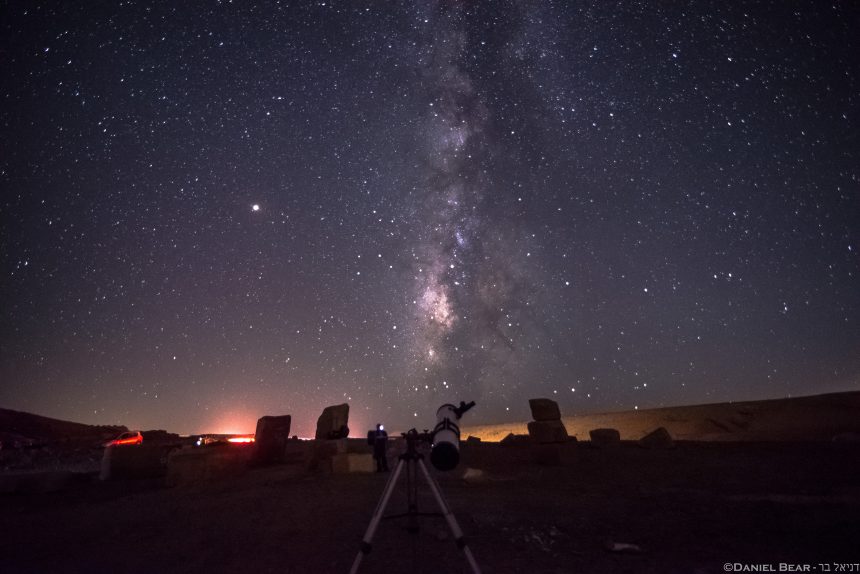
[430, 400, 476, 471]
[351, 400, 481, 574]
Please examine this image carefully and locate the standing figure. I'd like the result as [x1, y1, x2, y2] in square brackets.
[372, 423, 389, 472]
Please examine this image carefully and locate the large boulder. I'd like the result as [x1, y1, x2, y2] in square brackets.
[529, 398, 562, 421]
[527, 420, 569, 444]
[639, 427, 674, 449]
[315, 404, 350, 440]
[589, 428, 621, 448]
[252, 415, 292, 465]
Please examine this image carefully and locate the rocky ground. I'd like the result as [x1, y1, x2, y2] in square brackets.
[2, 438, 859, 574]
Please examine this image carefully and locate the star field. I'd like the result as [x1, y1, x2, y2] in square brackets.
[2, 1, 858, 436]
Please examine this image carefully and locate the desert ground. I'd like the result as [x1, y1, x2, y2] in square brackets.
[2, 393, 859, 573]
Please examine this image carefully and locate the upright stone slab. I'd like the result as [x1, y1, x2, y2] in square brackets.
[315, 403, 350, 440]
[529, 398, 562, 421]
[527, 420, 569, 443]
[253, 415, 292, 465]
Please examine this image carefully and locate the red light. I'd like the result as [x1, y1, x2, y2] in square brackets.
[110, 436, 143, 446]
[227, 436, 255, 444]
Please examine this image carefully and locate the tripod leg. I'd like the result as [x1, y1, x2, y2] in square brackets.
[416, 460, 482, 574]
[349, 459, 406, 574]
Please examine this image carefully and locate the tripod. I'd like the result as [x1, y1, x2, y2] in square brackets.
[349, 432, 481, 574]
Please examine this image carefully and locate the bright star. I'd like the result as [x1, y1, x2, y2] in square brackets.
[251, 204, 260, 212]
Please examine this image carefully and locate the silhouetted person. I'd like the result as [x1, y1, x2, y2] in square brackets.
[372, 424, 389, 472]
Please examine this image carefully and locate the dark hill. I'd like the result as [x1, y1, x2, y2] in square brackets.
[0, 407, 126, 446]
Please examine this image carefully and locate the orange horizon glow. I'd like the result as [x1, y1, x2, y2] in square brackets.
[207, 410, 258, 436]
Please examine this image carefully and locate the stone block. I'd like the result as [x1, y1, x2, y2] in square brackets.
[531, 444, 561, 466]
[283, 440, 311, 464]
[331, 453, 374, 474]
[100, 444, 172, 481]
[527, 420, 569, 444]
[345, 438, 373, 454]
[307, 439, 346, 472]
[252, 415, 292, 465]
[529, 398, 562, 421]
[589, 428, 621, 447]
[165, 446, 251, 486]
[315, 403, 350, 440]
[639, 427, 674, 449]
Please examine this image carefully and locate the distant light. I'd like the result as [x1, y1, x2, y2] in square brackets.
[228, 436, 255, 444]
[252, 204, 260, 212]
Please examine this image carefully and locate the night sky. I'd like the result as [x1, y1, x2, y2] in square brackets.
[2, 1, 858, 437]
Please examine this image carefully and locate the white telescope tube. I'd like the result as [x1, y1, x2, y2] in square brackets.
[431, 403, 462, 471]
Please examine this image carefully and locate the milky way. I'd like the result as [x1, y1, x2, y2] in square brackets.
[2, 1, 858, 435]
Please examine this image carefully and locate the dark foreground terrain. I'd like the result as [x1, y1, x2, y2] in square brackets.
[2, 439, 859, 574]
